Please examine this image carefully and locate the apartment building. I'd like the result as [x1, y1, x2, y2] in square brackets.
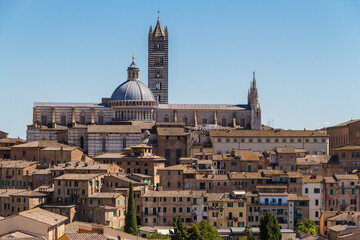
[88, 192, 126, 228]
[212, 149, 260, 173]
[53, 174, 104, 221]
[208, 191, 247, 229]
[302, 175, 323, 224]
[94, 144, 166, 186]
[0, 208, 68, 240]
[333, 145, 360, 171]
[0, 189, 47, 217]
[0, 138, 26, 159]
[0, 160, 37, 189]
[210, 129, 329, 155]
[323, 174, 359, 211]
[11, 140, 88, 166]
[141, 190, 207, 227]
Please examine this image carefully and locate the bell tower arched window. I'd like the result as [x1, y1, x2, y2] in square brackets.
[156, 82, 161, 90]
[156, 95, 161, 102]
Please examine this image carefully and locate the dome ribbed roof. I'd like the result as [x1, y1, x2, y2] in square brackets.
[110, 80, 155, 101]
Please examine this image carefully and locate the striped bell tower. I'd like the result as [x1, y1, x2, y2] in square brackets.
[148, 16, 168, 104]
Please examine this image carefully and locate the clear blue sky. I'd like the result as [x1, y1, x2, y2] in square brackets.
[1, 0, 359, 139]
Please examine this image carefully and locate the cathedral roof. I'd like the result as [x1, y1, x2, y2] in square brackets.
[110, 58, 155, 102]
[110, 79, 155, 101]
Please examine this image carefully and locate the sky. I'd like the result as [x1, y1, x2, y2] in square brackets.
[0, 0, 360, 139]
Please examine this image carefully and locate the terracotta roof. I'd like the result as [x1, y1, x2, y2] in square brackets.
[55, 174, 103, 180]
[302, 175, 323, 183]
[229, 172, 265, 180]
[157, 127, 187, 136]
[327, 119, 360, 129]
[296, 155, 331, 165]
[0, 138, 26, 144]
[108, 173, 144, 184]
[335, 174, 359, 180]
[274, 147, 296, 154]
[18, 208, 68, 226]
[195, 174, 229, 181]
[0, 189, 46, 198]
[61, 233, 108, 240]
[143, 190, 207, 198]
[209, 129, 328, 137]
[87, 125, 141, 134]
[159, 164, 188, 171]
[232, 150, 260, 161]
[11, 140, 71, 148]
[207, 193, 246, 202]
[334, 145, 360, 151]
[89, 192, 123, 199]
[0, 160, 36, 168]
[324, 177, 337, 183]
[287, 194, 310, 201]
[94, 152, 165, 161]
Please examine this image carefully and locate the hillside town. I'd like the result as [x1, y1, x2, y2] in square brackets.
[1, 16, 359, 240]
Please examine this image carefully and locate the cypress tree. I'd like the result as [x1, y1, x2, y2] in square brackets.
[260, 211, 282, 240]
[124, 182, 138, 235]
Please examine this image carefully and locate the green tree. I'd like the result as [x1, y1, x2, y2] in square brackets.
[243, 225, 255, 240]
[187, 220, 222, 240]
[146, 232, 169, 239]
[171, 217, 221, 240]
[124, 182, 138, 235]
[295, 219, 318, 236]
[171, 215, 187, 240]
[260, 211, 282, 240]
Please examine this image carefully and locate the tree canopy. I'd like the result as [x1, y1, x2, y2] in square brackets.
[170, 216, 221, 240]
[295, 219, 318, 236]
[124, 182, 138, 235]
[260, 211, 282, 240]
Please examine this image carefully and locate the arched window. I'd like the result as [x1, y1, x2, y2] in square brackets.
[156, 82, 161, 90]
[102, 138, 106, 152]
[80, 111, 86, 125]
[41, 112, 47, 126]
[80, 136, 85, 150]
[98, 112, 104, 125]
[221, 117, 227, 127]
[61, 113, 67, 126]
[122, 138, 127, 149]
[156, 95, 161, 102]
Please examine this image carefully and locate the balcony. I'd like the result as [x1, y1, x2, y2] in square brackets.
[263, 202, 287, 206]
[226, 217, 235, 221]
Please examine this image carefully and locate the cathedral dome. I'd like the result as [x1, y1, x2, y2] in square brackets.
[110, 79, 155, 101]
[110, 57, 155, 102]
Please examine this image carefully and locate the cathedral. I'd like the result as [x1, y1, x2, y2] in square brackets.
[27, 17, 261, 157]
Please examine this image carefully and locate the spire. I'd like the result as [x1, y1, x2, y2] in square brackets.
[252, 71, 257, 89]
[153, 15, 165, 38]
[149, 25, 152, 33]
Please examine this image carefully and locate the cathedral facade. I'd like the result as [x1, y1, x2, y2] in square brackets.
[27, 18, 261, 157]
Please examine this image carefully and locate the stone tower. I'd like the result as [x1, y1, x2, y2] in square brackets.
[148, 17, 168, 104]
[248, 72, 261, 130]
